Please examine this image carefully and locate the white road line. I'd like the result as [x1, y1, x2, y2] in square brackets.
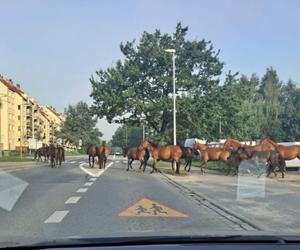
[84, 182, 93, 186]
[65, 196, 81, 204]
[44, 211, 69, 223]
[90, 177, 97, 181]
[79, 162, 113, 177]
[77, 188, 88, 193]
[123, 161, 127, 164]
[70, 161, 76, 164]
[116, 161, 120, 163]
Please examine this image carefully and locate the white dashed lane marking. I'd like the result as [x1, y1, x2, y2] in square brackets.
[69, 161, 77, 164]
[44, 211, 69, 223]
[90, 178, 97, 181]
[116, 161, 120, 163]
[77, 188, 88, 193]
[65, 197, 81, 204]
[84, 182, 93, 186]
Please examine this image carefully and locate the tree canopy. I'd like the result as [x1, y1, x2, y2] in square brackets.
[91, 23, 300, 144]
[57, 101, 103, 149]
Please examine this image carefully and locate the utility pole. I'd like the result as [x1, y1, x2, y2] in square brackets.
[219, 119, 222, 140]
[142, 124, 145, 141]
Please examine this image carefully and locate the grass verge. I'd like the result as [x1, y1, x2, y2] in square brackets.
[147, 159, 234, 176]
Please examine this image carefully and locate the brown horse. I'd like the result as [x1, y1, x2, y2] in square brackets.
[194, 143, 232, 174]
[183, 147, 194, 172]
[49, 144, 65, 168]
[141, 139, 184, 174]
[223, 139, 245, 152]
[123, 146, 150, 171]
[98, 142, 111, 169]
[87, 144, 98, 168]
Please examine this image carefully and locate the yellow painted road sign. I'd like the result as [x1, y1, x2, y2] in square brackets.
[118, 198, 188, 217]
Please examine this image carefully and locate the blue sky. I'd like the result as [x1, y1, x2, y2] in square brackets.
[1, 0, 299, 140]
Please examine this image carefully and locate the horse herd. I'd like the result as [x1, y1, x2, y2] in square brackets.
[34, 144, 65, 168]
[121, 138, 300, 178]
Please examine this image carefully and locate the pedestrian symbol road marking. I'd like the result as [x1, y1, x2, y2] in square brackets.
[118, 198, 188, 217]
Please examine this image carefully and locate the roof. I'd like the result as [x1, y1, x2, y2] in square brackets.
[0, 75, 27, 101]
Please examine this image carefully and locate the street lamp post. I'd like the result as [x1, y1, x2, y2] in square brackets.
[164, 49, 176, 146]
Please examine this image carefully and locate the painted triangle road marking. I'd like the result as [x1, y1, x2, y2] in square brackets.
[0, 171, 28, 211]
[118, 198, 188, 217]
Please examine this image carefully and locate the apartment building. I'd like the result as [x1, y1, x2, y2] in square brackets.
[0, 74, 64, 152]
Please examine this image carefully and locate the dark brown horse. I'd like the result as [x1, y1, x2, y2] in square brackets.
[194, 143, 232, 174]
[235, 147, 286, 178]
[123, 146, 150, 171]
[87, 144, 98, 168]
[34, 146, 49, 163]
[49, 144, 65, 168]
[182, 147, 194, 172]
[141, 139, 184, 174]
[98, 142, 110, 169]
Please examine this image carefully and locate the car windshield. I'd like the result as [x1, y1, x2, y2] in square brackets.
[0, 0, 300, 248]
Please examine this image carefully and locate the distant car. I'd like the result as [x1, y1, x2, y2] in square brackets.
[110, 147, 123, 155]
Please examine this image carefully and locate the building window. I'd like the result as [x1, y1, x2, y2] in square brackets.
[18, 126, 21, 131]
[18, 138, 21, 141]
[18, 105, 21, 110]
[18, 115, 21, 120]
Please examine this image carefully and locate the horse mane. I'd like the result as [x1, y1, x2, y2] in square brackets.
[261, 138, 278, 146]
[145, 139, 158, 147]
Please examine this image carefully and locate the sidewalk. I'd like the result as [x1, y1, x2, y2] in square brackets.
[163, 168, 300, 233]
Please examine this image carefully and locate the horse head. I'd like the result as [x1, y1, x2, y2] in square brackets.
[194, 143, 207, 151]
[141, 139, 156, 151]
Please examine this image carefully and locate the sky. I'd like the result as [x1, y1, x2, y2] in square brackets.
[0, 0, 300, 140]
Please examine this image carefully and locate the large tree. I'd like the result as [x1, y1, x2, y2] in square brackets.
[90, 23, 223, 142]
[57, 101, 103, 149]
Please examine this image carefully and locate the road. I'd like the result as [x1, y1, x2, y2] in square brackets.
[0, 156, 257, 246]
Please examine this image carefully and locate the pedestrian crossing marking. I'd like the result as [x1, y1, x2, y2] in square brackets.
[118, 198, 188, 217]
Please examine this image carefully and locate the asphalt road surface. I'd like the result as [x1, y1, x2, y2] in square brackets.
[0, 156, 259, 246]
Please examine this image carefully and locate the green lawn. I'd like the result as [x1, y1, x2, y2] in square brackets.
[64, 150, 84, 156]
[0, 155, 34, 162]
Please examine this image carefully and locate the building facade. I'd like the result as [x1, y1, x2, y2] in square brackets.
[0, 74, 64, 152]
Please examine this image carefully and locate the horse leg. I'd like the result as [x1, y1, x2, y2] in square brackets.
[150, 160, 158, 174]
[89, 155, 91, 167]
[129, 159, 134, 169]
[188, 160, 192, 172]
[139, 161, 143, 170]
[175, 160, 180, 175]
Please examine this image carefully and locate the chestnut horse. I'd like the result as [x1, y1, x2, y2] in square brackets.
[223, 139, 245, 152]
[87, 144, 98, 168]
[141, 139, 183, 174]
[224, 138, 278, 152]
[98, 143, 111, 169]
[123, 146, 150, 171]
[194, 143, 232, 174]
[261, 138, 300, 161]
